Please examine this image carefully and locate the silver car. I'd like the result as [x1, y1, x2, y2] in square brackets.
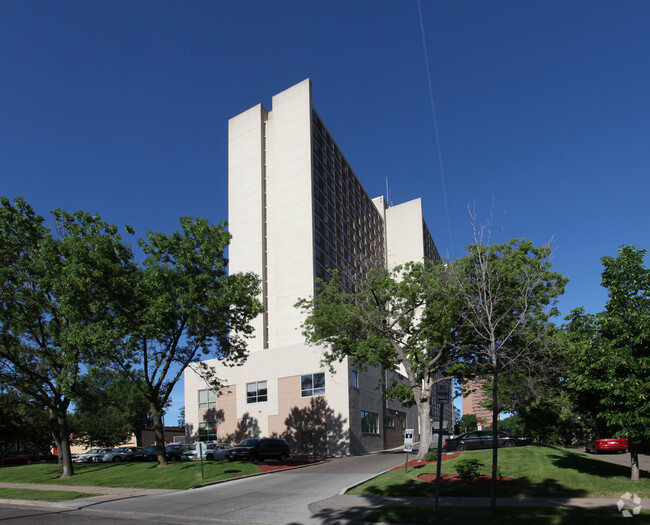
[72, 448, 113, 463]
[182, 443, 231, 461]
[101, 446, 143, 462]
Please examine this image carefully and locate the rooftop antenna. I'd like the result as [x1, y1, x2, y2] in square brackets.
[385, 177, 393, 207]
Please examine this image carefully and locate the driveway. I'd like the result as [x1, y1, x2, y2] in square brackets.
[570, 447, 650, 473]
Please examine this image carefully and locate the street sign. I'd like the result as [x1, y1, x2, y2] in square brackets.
[435, 382, 450, 404]
[196, 441, 207, 480]
[403, 429, 414, 452]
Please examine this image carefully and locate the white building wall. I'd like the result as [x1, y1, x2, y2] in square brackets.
[184, 345, 352, 456]
[385, 198, 426, 269]
[228, 104, 267, 350]
[265, 79, 315, 348]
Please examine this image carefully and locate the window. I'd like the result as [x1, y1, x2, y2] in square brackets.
[301, 373, 325, 397]
[247, 381, 268, 403]
[198, 389, 217, 409]
[198, 422, 217, 441]
[361, 411, 379, 434]
[384, 415, 395, 428]
[351, 370, 358, 389]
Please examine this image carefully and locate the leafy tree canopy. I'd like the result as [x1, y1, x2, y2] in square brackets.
[0, 386, 52, 457]
[297, 261, 465, 459]
[70, 368, 155, 449]
[106, 217, 263, 466]
[0, 196, 134, 477]
[566, 245, 650, 481]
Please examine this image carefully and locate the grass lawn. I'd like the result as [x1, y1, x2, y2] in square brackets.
[364, 506, 650, 524]
[349, 445, 650, 498]
[0, 487, 97, 501]
[0, 460, 260, 490]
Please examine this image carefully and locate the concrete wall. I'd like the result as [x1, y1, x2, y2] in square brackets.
[228, 103, 268, 349]
[385, 198, 426, 269]
[184, 343, 352, 456]
[265, 79, 315, 348]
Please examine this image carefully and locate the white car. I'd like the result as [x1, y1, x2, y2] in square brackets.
[182, 443, 231, 461]
[72, 448, 113, 463]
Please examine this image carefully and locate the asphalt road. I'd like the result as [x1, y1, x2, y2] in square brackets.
[569, 447, 650, 473]
[0, 451, 408, 525]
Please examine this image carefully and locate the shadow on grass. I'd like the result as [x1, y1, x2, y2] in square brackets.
[58, 463, 121, 479]
[356, 475, 589, 498]
[548, 449, 647, 479]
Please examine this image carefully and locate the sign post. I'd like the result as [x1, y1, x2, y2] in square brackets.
[403, 429, 414, 473]
[196, 441, 206, 479]
[434, 382, 450, 516]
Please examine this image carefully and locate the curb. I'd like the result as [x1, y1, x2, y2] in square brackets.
[190, 459, 326, 489]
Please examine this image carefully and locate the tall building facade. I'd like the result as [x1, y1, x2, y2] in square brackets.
[462, 379, 494, 425]
[184, 79, 449, 455]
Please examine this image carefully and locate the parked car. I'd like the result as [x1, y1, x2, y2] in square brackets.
[586, 436, 628, 454]
[182, 443, 231, 461]
[444, 430, 531, 451]
[164, 444, 194, 461]
[224, 438, 290, 462]
[72, 448, 113, 463]
[133, 445, 158, 461]
[101, 446, 143, 462]
[38, 451, 59, 462]
[1, 451, 39, 465]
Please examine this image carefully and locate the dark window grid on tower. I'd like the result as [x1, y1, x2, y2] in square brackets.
[311, 112, 386, 283]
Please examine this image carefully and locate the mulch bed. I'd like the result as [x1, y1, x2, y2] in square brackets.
[389, 453, 520, 485]
[390, 452, 461, 471]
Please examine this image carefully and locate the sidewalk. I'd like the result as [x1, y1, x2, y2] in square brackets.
[0, 481, 176, 509]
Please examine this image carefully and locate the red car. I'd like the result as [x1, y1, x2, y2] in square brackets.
[1, 451, 40, 465]
[586, 437, 628, 454]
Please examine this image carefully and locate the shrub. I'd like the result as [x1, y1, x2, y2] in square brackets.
[425, 451, 438, 462]
[455, 458, 484, 481]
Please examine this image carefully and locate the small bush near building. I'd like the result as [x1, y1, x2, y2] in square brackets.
[455, 458, 484, 481]
[425, 451, 438, 462]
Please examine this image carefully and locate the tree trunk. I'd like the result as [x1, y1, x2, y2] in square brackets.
[630, 442, 640, 482]
[416, 399, 432, 459]
[150, 403, 167, 467]
[490, 365, 499, 512]
[50, 406, 74, 478]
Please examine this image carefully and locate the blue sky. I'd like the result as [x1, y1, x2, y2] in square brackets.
[3, 1, 649, 422]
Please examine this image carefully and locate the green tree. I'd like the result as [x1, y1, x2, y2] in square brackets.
[0, 386, 52, 460]
[566, 245, 650, 481]
[451, 226, 567, 510]
[108, 217, 262, 466]
[70, 369, 154, 448]
[457, 414, 485, 433]
[0, 197, 134, 477]
[481, 337, 582, 446]
[177, 406, 185, 429]
[297, 261, 463, 459]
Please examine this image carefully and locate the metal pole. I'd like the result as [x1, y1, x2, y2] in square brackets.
[434, 403, 444, 515]
[405, 451, 409, 474]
